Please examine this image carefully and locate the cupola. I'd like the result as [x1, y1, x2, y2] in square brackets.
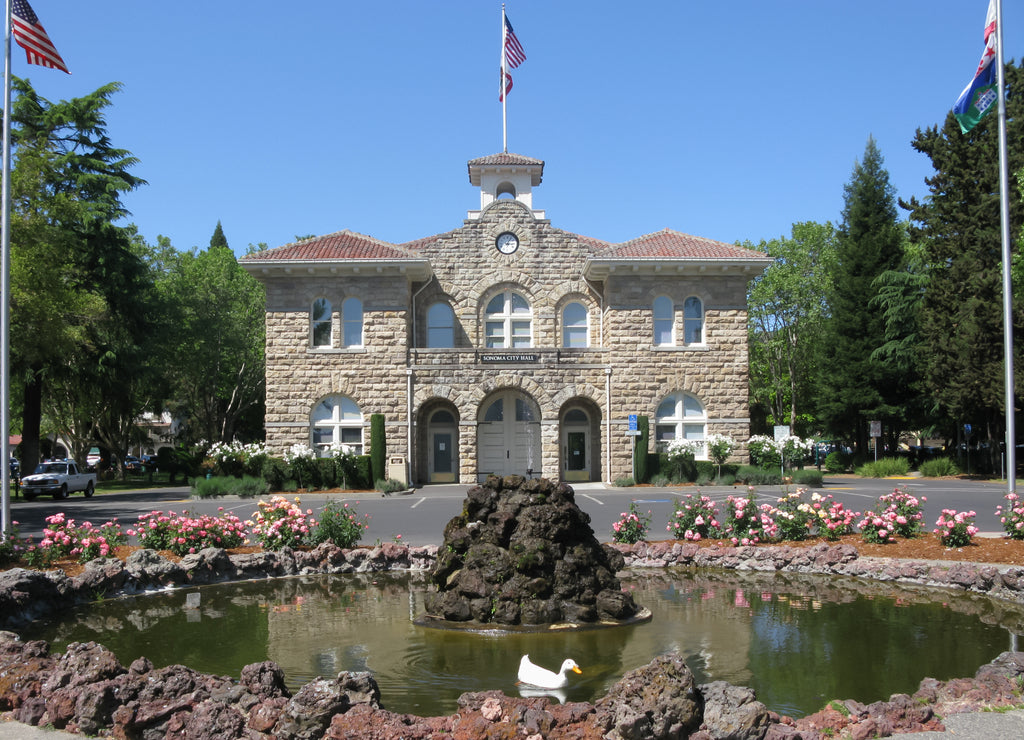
[466, 152, 545, 220]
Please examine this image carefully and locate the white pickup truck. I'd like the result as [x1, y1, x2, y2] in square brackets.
[20, 460, 97, 501]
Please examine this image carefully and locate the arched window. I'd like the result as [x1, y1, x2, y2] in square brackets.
[312, 396, 363, 455]
[683, 296, 704, 345]
[342, 297, 363, 347]
[562, 302, 588, 348]
[653, 295, 674, 346]
[485, 289, 532, 348]
[654, 393, 707, 459]
[311, 298, 332, 347]
[427, 302, 455, 348]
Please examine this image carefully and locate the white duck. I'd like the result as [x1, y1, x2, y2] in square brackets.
[517, 654, 582, 689]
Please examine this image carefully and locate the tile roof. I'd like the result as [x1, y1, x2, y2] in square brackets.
[240, 230, 420, 262]
[467, 152, 544, 167]
[593, 228, 771, 261]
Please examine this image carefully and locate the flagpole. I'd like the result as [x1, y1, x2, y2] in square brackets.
[994, 0, 1016, 493]
[501, 4, 508, 153]
[1, 0, 12, 542]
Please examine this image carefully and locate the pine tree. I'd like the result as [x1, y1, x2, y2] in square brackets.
[902, 61, 1024, 470]
[817, 137, 905, 455]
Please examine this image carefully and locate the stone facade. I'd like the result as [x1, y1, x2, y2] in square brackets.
[242, 153, 771, 485]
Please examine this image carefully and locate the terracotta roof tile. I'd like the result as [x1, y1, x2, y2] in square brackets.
[240, 230, 418, 262]
[467, 152, 544, 167]
[595, 228, 770, 261]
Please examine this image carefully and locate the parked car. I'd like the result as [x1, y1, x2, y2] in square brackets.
[123, 455, 143, 473]
[20, 460, 97, 500]
[9, 457, 19, 481]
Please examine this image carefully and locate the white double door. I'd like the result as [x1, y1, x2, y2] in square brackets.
[478, 391, 542, 478]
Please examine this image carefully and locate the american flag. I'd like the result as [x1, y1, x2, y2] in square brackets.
[12, 0, 69, 74]
[500, 14, 525, 101]
[503, 16, 526, 69]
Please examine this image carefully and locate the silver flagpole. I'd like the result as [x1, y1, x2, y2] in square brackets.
[995, 0, 1016, 493]
[1, 0, 12, 542]
[501, 4, 508, 153]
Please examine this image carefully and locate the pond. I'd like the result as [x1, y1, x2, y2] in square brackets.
[19, 567, 1024, 718]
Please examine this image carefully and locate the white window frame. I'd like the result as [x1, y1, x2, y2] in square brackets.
[311, 297, 332, 348]
[426, 302, 455, 348]
[342, 297, 363, 348]
[654, 393, 707, 459]
[653, 295, 674, 346]
[311, 396, 363, 455]
[683, 296, 704, 345]
[484, 289, 532, 349]
[561, 301, 589, 348]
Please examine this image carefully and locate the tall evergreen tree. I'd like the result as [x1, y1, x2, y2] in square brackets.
[210, 220, 229, 250]
[902, 62, 1024, 471]
[817, 137, 906, 455]
[6, 78, 146, 471]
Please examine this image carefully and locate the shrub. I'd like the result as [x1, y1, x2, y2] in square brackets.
[131, 509, 247, 555]
[764, 490, 814, 541]
[246, 496, 317, 550]
[665, 439, 700, 481]
[612, 502, 651, 544]
[919, 457, 960, 477]
[855, 456, 910, 478]
[192, 476, 236, 498]
[370, 413, 386, 484]
[376, 478, 407, 494]
[612, 476, 635, 487]
[649, 474, 670, 487]
[809, 492, 858, 540]
[996, 492, 1024, 540]
[823, 451, 848, 474]
[260, 456, 288, 491]
[735, 466, 783, 486]
[310, 499, 371, 548]
[933, 508, 978, 548]
[22, 514, 129, 565]
[234, 476, 271, 498]
[0, 523, 27, 566]
[284, 443, 318, 489]
[206, 441, 268, 478]
[667, 493, 721, 541]
[723, 489, 778, 544]
[791, 469, 824, 487]
[747, 435, 781, 469]
[705, 433, 737, 479]
[858, 487, 926, 543]
[634, 415, 649, 483]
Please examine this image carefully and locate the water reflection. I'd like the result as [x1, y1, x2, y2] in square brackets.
[19, 568, 1024, 718]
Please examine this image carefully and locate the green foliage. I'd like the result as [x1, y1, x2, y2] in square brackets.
[376, 478, 407, 494]
[310, 500, 370, 548]
[352, 456, 373, 489]
[791, 469, 824, 487]
[611, 502, 651, 544]
[370, 414, 386, 483]
[634, 415, 649, 483]
[612, 476, 635, 487]
[745, 222, 837, 435]
[817, 136, 907, 453]
[823, 451, 849, 473]
[919, 457, 960, 477]
[248, 496, 316, 550]
[855, 456, 910, 478]
[260, 456, 288, 490]
[191, 475, 268, 498]
[735, 466, 784, 485]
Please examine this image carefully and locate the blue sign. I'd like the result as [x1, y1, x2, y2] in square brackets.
[628, 414, 637, 431]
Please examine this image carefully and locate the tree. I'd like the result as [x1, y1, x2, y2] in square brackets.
[159, 225, 265, 444]
[902, 61, 1024, 472]
[6, 78, 146, 471]
[817, 137, 906, 455]
[745, 222, 837, 434]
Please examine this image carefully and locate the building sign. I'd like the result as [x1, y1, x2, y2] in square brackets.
[481, 353, 539, 363]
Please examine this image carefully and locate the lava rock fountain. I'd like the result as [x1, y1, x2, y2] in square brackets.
[418, 475, 650, 629]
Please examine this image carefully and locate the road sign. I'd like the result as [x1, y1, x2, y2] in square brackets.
[628, 414, 638, 431]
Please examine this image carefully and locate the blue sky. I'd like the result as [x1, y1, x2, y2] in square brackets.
[13, 1, 1019, 255]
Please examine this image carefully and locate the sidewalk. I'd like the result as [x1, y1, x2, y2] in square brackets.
[3, 710, 1024, 739]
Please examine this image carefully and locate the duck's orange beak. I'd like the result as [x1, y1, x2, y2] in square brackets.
[572, 666, 582, 674]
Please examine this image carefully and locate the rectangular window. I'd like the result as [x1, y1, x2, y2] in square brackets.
[510, 320, 531, 348]
[486, 321, 505, 348]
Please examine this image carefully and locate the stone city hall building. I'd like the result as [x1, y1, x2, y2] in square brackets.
[240, 153, 771, 485]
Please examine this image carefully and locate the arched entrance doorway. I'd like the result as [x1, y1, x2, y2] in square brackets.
[561, 407, 591, 482]
[477, 390, 542, 480]
[427, 408, 458, 483]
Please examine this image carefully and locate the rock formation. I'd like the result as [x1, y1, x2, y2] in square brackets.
[422, 475, 642, 626]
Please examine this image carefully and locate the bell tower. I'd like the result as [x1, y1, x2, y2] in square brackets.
[466, 152, 545, 220]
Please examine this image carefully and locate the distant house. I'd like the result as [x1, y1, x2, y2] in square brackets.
[241, 153, 771, 484]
